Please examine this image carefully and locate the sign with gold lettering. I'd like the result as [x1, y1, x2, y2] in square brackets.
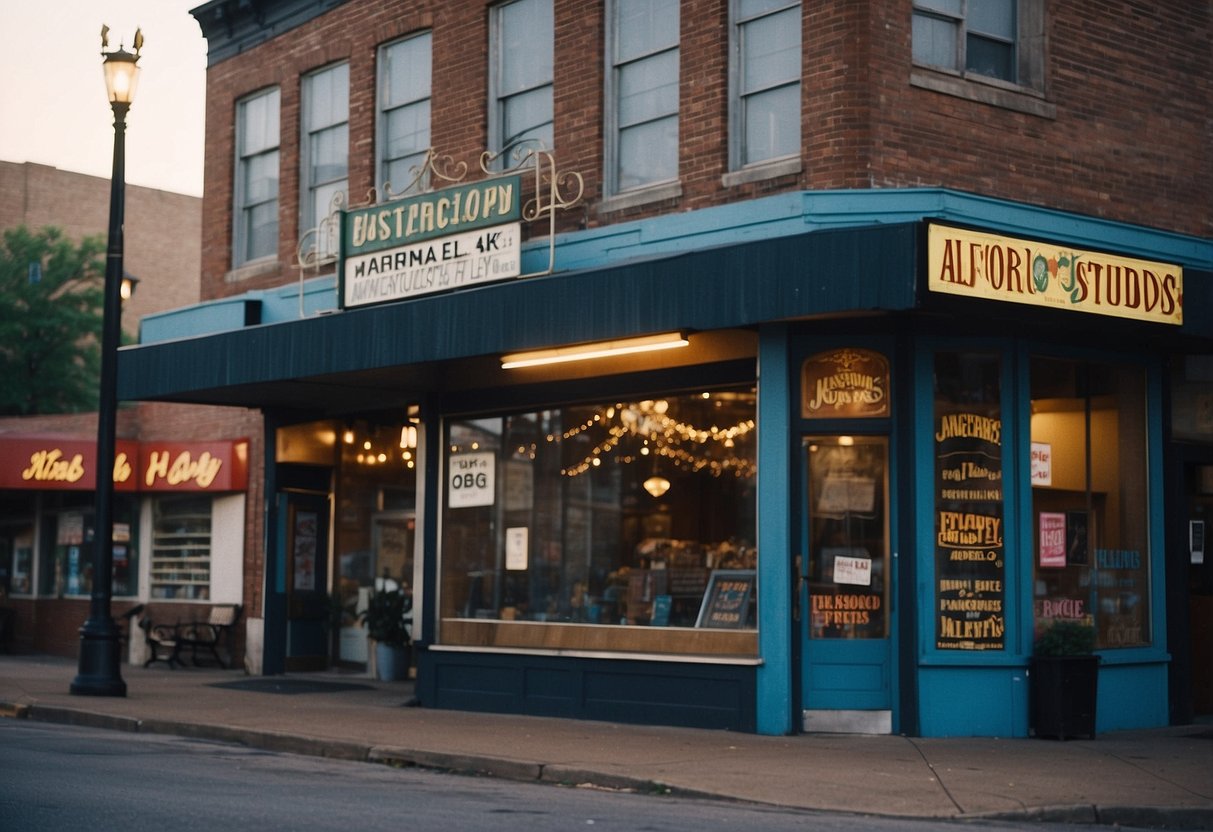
[0, 437, 139, 491]
[934, 352, 1006, 651]
[928, 224, 1183, 325]
[802, 349, 890, 418]
[140, 440, 249, 492]
[0, 437, 247, 492]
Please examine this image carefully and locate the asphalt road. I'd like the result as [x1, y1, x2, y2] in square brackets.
[0, 721, 1154, 832]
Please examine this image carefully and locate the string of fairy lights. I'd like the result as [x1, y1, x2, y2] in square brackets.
[548, 399, 756, 479]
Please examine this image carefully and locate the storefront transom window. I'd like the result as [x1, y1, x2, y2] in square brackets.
[440, 388, 757, 654]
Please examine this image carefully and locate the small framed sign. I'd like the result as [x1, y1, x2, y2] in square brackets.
[695, 569, 756, 629]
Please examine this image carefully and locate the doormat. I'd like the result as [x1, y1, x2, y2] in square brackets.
[209, 678, 375, 695]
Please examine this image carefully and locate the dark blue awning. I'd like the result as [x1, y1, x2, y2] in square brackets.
[117, 223, 919, 411]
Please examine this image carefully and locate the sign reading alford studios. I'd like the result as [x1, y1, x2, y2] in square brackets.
[928, 224, 1183, 325]
[340, 175, 523, 309]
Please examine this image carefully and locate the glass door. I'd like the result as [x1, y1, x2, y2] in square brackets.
[801, 435, 892, 720]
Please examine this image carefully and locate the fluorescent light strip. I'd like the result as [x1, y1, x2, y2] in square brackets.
[501, 332, 690, 369]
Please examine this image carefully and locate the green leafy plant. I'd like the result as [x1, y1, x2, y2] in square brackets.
[1033, 619, 1096, 657]
[360, 586, 411, 647]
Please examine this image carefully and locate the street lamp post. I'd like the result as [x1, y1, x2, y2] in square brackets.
[71, 27, 142, 697]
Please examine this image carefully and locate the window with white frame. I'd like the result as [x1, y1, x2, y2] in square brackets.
[379, 32, 432, 195]
[301, 63, 349, 259]
[490, 0, 553, 159]
[731, 0, 801, 170]
[151, 495, 212, 601]
[606, 0, 679, 195]
[234, 87, 280, 266]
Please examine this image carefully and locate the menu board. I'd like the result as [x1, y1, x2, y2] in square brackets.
[934, 354, 1006, 651]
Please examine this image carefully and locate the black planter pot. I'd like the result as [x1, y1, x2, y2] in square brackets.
[1030, 654, 1099, 740]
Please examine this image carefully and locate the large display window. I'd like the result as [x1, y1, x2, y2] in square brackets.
[37, 492, 139, 598]
[1030, 357, 1150, 649]
[439, 388, 758, 656]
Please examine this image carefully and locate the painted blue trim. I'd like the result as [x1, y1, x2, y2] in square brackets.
[139, 188, 1213, 345]
[756, 324, 794, 735]
[1147, 359, 1169, 659]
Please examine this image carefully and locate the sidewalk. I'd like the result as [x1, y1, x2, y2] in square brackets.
[2, 654, 1211, 828]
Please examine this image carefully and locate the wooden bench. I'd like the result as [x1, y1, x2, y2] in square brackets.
[177, 604, 241, 668]
[139, 604, 241, 669]
[139, 612, 184, 669]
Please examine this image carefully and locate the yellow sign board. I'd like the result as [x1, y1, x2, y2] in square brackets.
[928, 224, 1182, 326]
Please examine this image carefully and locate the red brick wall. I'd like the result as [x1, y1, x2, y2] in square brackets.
[865, 1, 1212, 231]
[198, 0, 1211, 300]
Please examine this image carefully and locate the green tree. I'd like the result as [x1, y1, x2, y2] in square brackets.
[0, 226, 106, 415]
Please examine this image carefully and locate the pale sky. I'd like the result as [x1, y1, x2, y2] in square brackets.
[0, 1, 207, 197]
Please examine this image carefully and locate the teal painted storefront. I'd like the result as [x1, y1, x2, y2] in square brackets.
[122, 190, 1212, 736]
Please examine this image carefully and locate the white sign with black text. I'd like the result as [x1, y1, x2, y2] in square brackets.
[344, 222, 521, 308]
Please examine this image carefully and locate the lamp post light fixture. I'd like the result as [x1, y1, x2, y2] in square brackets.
[71, 26, 142, 697]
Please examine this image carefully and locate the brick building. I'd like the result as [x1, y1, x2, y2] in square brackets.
[116, 0, 1211, 735]
[0, 161, 201, 335]
[0, 163, 263, 668]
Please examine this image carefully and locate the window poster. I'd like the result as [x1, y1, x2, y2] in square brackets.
[293, 510, 317, 592]
[934, 353, 1006, 651]
[1039, 512, 1067, 568]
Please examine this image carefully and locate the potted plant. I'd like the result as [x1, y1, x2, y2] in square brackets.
[1030, 619, 1099, 740]
[360, 585, 412, 681]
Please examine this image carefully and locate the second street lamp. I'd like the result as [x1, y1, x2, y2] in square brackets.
[71, 26, 142, 697]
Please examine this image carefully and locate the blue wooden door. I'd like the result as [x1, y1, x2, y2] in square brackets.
[800, 435, 893, 729]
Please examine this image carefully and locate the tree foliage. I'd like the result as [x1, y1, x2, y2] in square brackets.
[0, 226, 107, 415]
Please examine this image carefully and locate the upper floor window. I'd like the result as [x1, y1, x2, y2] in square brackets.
[301, 63, 348, 259]
[490, 0, 554, 159]
[606, 0, 679, 195]
[913, 0, 1026, 85]
[730, 0, 801, 170]
[378, 32, 432, 195]
[234, 87, 280, 266]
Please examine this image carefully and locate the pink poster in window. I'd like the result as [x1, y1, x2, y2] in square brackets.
[1039, 512, 1067, 568]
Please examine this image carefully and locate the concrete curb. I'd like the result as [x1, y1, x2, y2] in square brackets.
[4, 700, 1209, 829]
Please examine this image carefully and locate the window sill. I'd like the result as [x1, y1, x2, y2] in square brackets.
[440, 617, 758, 658]
[722, 157, 802, 189]
[224, 257, 280, 284]
[911, 68, 1056, 119]
[597, 180, 683, 215]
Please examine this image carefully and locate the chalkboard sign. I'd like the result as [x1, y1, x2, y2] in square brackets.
[695, 570, 756, 629]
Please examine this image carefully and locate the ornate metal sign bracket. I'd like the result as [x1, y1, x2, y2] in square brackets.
[480, 140, 584, 279]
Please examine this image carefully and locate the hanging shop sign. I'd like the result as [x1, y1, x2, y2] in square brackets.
[802, 348, 890, 419]
[927, 224, 1183, 325]
[340, 176, 523, 309]
[0, 436, 248, 492]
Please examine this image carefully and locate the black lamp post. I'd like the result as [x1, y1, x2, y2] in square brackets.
[71, 26, 142, 697]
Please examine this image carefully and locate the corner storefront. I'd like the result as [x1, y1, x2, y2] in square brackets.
[118, 189, 1212, 736]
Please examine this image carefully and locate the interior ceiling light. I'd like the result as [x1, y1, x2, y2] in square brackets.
[501, 332, 689, 369]
[643, 475, 672, 498]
